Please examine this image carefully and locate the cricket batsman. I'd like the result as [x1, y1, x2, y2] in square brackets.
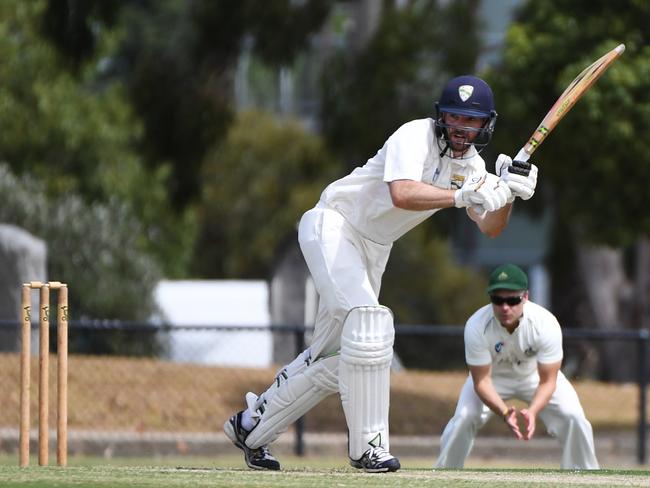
[225, 76, 539, 472]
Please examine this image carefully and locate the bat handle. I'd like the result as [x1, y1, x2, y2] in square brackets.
[471, 205, 488, 218]
[514, 147, 530, 163]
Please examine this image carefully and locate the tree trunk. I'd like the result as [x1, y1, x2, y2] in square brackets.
[576, 244, 634, 380]
[269, 239, 312, 366]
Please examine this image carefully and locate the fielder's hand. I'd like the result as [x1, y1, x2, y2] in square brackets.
[519, 408, 536, 441]
[495, 154, 538, 201]
[503, 406, 524, 440]
[454, 173, 512, 213]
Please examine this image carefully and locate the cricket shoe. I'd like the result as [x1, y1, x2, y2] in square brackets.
[350, 446, 401, 473]
[224, 411, 280, 471]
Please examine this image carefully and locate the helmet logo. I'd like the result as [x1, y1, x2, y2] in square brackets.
[458, 85, 474, 102]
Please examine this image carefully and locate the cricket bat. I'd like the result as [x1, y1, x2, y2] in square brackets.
[513, 43, 625, 162]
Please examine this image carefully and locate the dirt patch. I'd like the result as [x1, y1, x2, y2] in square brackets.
[0, 354, 640, 435]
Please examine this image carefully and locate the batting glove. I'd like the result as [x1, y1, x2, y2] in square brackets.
[454, 174, 488, 209]
[475, 173, 511, 212]
[455, 173, 512, 213]
[495, 153, 538, 201]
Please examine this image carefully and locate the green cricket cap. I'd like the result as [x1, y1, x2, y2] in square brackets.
[486, 263, 528, 293]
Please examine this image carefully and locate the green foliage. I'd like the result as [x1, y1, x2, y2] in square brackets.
[0, 163, 165, 354]
[487, 1, 650, 245]
[382, 225, 488, 369]
[0, 1, 135, 200]
[0, 0, 197, 278]
[41, 0, 126, 68]
[189, 0, 334, 69]
[0, 163, 161, 320]
[385, 233, 487, 325]
[195, 110, 339, 278]
[40, 0, 333, 208]
[320, 0, 481, 166]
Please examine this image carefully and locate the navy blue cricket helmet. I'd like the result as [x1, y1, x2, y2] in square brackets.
[434, 75, 497, 157]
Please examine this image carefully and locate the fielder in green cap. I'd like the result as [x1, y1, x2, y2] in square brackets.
[436, 264, 599, 470]
[486, 263, 528, 293]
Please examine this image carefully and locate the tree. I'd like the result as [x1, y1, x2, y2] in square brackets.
[0, 1, 139, 201]
[320, 0, 481, 166]
[487, 0, 650, 379]
[0, 0, 196, 278]
[0, 163, 164, 355]
[195, 110, 339, 278]
[382, 225, 489, 369]
[35, 0, 336, 279]
[40, 0, 334, 208]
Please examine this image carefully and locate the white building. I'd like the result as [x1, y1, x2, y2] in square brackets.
[153, 280, 272, 367]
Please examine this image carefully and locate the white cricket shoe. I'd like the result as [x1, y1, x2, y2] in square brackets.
[349, 446, 401, 473]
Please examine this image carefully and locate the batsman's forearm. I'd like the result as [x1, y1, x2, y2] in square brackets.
[474, 202, 512, 237]
[389, 180, 455, 210]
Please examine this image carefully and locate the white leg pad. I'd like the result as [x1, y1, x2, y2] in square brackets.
[339, 306, 394, 460]
[245, 349, 339, 449]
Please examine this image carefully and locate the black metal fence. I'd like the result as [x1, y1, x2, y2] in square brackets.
[1, 320, 648, 463]
[292, 323, 650, 464]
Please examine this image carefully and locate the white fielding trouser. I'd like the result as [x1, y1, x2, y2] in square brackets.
[436, 372, 599, 469]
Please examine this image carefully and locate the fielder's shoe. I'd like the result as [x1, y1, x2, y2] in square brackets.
[350, 446, 401, 473]
[224, 411, 280, 471]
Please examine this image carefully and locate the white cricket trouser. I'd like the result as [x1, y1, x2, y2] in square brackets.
[436, 372, 599, 469]
[299, 203, 392, 360]
[245, 204, 393, 449]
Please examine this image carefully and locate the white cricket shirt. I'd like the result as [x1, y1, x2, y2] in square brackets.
[319, 118, 487, 245]
[464, 301, 563, 378]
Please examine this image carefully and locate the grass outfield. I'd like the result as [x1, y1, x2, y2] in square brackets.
[1, 457, 650, 487]
[2, 466, 650, 488]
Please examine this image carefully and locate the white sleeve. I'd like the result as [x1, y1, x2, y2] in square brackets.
[383, 122, 430, 182]
[536, 313, 564, 364]
[464, 314, 492, 366]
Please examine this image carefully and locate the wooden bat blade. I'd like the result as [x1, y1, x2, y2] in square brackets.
[514, 43, 625, 162]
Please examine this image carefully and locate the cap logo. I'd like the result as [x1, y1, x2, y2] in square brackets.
[458, 85, 474, 102]
[497, 271, 508, 281]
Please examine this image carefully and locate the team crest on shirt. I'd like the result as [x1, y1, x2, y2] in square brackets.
[524, 347, 537, 357]
[451, 174, 465, 189]
[494, 342, 504, 353]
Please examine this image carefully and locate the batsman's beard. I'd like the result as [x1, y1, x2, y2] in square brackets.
[449, 129, 471, 154]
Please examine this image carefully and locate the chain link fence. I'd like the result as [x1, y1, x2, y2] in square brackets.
[0, 320, 648, 464]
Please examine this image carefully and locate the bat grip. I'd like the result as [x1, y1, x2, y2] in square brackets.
[470, 205, 488, 218]
[514, 148, 530, 163]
